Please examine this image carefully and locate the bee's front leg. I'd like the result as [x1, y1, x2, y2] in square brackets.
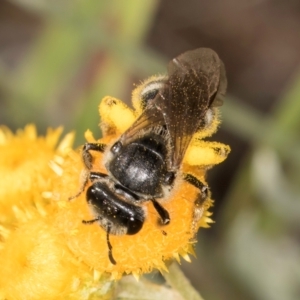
[68, 143, 107, 200]
[82, 142, 106, 169]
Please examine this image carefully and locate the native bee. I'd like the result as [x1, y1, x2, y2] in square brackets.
[72, 48, 227, 264]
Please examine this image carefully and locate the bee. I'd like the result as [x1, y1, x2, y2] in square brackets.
[73, 48, 227, 265]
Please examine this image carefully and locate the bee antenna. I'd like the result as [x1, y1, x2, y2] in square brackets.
[107, 225, 116, 265]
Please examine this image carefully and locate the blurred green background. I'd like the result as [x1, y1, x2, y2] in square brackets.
[1, 0, 300, 299]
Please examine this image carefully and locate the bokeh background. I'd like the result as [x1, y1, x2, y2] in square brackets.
[1, 1, 300, 299]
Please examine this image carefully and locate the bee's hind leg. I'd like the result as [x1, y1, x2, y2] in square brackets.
[183, 173, 209, 204]
[183, 173, 211, 232]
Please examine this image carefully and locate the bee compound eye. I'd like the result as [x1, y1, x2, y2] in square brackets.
[126, 217, 144, 235]
[140, 78, 166, 109]
[164, 172, 175, 185]
[111, 141, 122, 154]
[142, 88, 159, 103]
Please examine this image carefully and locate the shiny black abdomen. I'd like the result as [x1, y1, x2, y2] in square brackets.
[87, 181, 144, 235]
[108, 135, 168, 197]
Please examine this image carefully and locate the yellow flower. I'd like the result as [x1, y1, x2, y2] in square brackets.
[0, 125, 73, 225]
[0, 125, 81, 299]
[52, 142, 215, 278]
[0, 85, 230, 299]
[0, 125, 114, 300]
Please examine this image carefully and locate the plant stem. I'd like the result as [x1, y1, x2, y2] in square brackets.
[162, 262, 205, 300]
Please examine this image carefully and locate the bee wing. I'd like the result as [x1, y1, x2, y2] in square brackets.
[119, 102, 165, 142]
[210, 59, 227, 108]
[120, 48, 226, 169]
[159, 48, 226, 168]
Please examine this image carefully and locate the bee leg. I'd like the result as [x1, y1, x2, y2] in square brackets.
[89, 171, 108, 182]
[184, 140, 230, 166]
[106, 225, 117, 265]
[68, 168, 90, 200]
[82, 218, 99, 224]
[82, 217, 117, 264]
[68, 143, 107, 200]
[82, 142, 107, 170]
[183, 173, 210, 232]
[99, 96, 136, 134]
[183, 173, 209, 205]
[151, 199, 170, 225]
